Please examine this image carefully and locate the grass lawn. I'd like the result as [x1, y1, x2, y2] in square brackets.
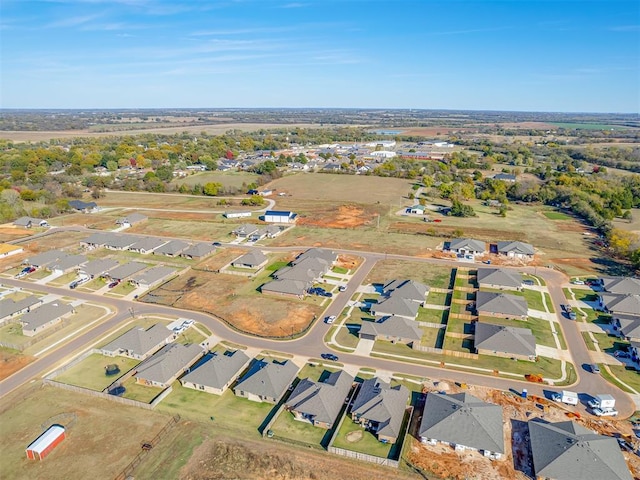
[121, 377, 164, 403]
[365, 261, 454, 289]
[28, 269, 51, 280]
[543, 211, 572, 220]
[523, 289, 546, 311]
[332, 415, 393, 458]
[297, 363, 340, 382]
[109, 281, 137, 296]
[480, 316, 557, 348]
[602, 365, 640, 394]
[582, 332, 597, 351]
[544, 293, 555, 313]
[170, 170, 259, 189]
[332, 266, 349, 275]
[196, 323, 212, 336]
[47, 271, 78, 287]
[335, 324, 360, 349]
[270, 410, 328, 447]
[592, 332, 630, 354]
[425, 291, 450, 306]
[265, 261, 289, 272]
[522, 273, 546, 286]
[158, 383, 274, 437]
[417, 308, 448, 324]
[421, 327, 445, 349]
[175, 329, 206, 346]
[55, 354, 139, 391]
[445, 316, 473, 335]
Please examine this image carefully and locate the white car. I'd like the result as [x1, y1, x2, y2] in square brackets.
[325, 315, 336, 324]
[592, 408, 618, 417]
[550, 392, 561, 402]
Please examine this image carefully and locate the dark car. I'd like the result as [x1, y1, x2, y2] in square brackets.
[321, 353, 339, 361]
[212, 242, 222, 247]
[108, 281, 120, 289]
[322, 292, 333, 298]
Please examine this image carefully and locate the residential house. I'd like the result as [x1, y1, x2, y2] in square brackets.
[0, 296, 43, 322]
[492, 173, 516, 182]
[477, 268, 523, 291]
[129, 237, 167, 255]
[405, 205, 426, 215]
[448, 238, 487, 257]
[285, 371, 354, 429]
[495, 241, 535, 260]
[116, 212, 148, 227]
[476, 291, 528, 320]
[180, 243, 216, 259]
[382, 279, 429, 305]
[0, 243, 23, 258]
[24, 250, 66, 269]
[613, 314, 640, 342]
[68, 200, 98, 213]
[631, 340, 640, 364]
[260, 279, 309, 299]
[232, 224, 260, 238]
[599, 277, 640, 295]
[14, 217, 48, 228]
[223, 211, 252, 219]
[180, 350, 251, 395]
[233, 359, 299, 404]
[359, 316, 422, 347]
[105, 262, 147, 282]
[474, 322, 536, 361]
[48, 254, 88, 275]
[350, 377, 409, 444]
[134, 343, 204, 389]
[101, 323, 174, 360]
[528, 420, 632, 480]
[370, 296, 419, 320]
[20, 302, 74, 337]
[264, 210, 297, 224]
[79, 258, 119, 279]
[419, 392, 504, 459]
[231, 251, 268, 270]
[247, 228, 268, 242]
[129, 266, 176, 289]
[154, 240, 189, 257]
[81, 233, 140, 251]
[599, 293, 640, 317]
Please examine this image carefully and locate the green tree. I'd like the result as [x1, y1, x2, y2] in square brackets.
[203, 182, 222, 196]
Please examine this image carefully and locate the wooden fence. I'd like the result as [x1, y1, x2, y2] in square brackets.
[0, 319, 70, 351]
[327, 446, 400, 468]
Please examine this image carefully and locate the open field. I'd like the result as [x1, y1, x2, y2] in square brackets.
[365, 260, 454, 289]
[128, 218, 237, 242]
[171, 170, 259, 189]
[0, 383, 171, 480]
[0, 122, 326, 142]
[55, 353, 139, 391]
[0, 347, 34, 380]
[96, 191, 234, 210]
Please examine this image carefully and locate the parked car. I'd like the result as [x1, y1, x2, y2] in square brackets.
[591, 364, 601, 374]
[592, 407, 618, 417]
[571, 279, 585, 285]
[338, 285, 347, 292]
[27, 266, 36, 273]
[69, 281, 79, 289]
[108, 280, 120, 288]
[568, 312, 577, 320]
[550, 392, 562, 402]
[523, 279, 534, 286]
[614, 350, 630, 358]
[321, 353, 339, 361]
[322, 292, 333, 298]
[325, 315, 336, 324]
[212, 242, 222, 247]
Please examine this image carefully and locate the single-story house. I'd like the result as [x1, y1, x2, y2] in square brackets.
[180, 350, 251, 395]
[180, 243, 216, 259]
[105, 262, 147, 282]
[68, 200, 98, 213]
[247, 229, 267, 242]
[233, 359, 299, 404]
[20, 302, 74, 337]
[612, 314, 640, 342]
[292, 248, 337, 267]
[264, 210, 297, 224]
[448, 238, 487, 257]
[599, 276, 640, 295]
[477, 268, 523, 291]
[128, 237, 167, 255]
[48, 254, 88, 274]
[79, 258, 119, 278]
[231, 251, 268, 269]
[359, 316, 422, 347]
[85, 233, 140, 251]
[474, 322, 536, 361]
[260, 279, 309, 299]
[495, 241, 535, 260]
[14, 217, 48, 228]
[135, 342, 204, 389]
[0, 243, 24, 258]
[419, 392, 504, 459]
[232, 224, 260, 238]
[0, 296, 43, 322]
[370, 296, 419, 320]
[405, 205, 426, 215]
[154, 240, 190, 257]
[116, 212, 148, 227]
[528, 420, 632, 480]
[101, 323, 174, 360]
[476, 291, 528, 320]
[598, 293, 640, 317]
[350, 377, 409, 444]
[286, 370, 354, 429]
[129, 266, 176, 289]
[24, 250, 67, 269]
[382, 279, 429, 305]
[631, 340, 640, 363]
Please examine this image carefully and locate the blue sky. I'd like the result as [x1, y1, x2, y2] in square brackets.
[1, 0, 638, 112]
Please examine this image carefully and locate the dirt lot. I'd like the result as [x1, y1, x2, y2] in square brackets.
[298, 204, 377, 229]
[0, 349, 35, 380]
[0, 231, 88, 273]
[142, 250, 322, 337]
[0, 226, 32, 243]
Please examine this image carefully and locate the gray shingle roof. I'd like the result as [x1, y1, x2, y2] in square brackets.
[129, 237, 167, 252]
[529, 420, 632, 480]
[293, 248, 337, 266]
[449, 238, 487, 253]
[234, 359, 299, 400]
[130, 266, 175, 287]
[180, 350, 250, 390]
[616, 315, 640, 340]
[496, 241, 534, 256]
[476, 291, 528, 317]
[26, 249, 66, 268]
[261, 279, 309, 296]
[107, 262, 147, 281]
[419, 392, 504, 454]
[135, 343, 203, 385]
[286, 370, 354, 425]
[154, 240, 190, 256]
[474, 322, 536, 357]
[371, 296, 419, 318]
[20, 302, 73, 331]
[181, 243, 216, 258]
[233, 224, 260, 236]
[49, 254, 87, 272]
[0, 296, 42, 319]
[102, 323, 172, 357]
[80, 258, 119, 277]
[351, 377, 409, 440]
[601, 293, 640, 316]
[383, 279, 429, 302]
[601, 277, 640, 295]
[120, 212, 147, 224]
[360, 316, 422, 342]
[477, 268, 522, 289]
[233, 251, 268, 268]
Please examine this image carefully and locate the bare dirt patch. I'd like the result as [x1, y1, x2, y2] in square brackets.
[0, 226, 32, 243]
[299, 205, 374, 229]
[0, 350, 34, 380]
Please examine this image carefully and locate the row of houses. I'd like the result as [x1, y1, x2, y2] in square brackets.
[261, 249, 338, 299]
[0, 294, 74, 337]
[80, 232, 216, 259]
[600, 276, 640, 365]
[232, 224, 283, 242]
[447, 238, 535, 261]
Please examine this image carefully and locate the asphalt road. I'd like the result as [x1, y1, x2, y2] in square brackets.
[0, 237, 635, 417]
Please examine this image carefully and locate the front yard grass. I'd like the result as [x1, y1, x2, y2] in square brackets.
[335, 324, 360, 349]
[55, 353, 139, 391]
[592, 332, 630, 354]
[175, 328, 206, 346]
[582, 332, 596, 351]
[602, 365, 640, 394]
[478, 315, 557, 348]
[523, 289, 546, 311]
